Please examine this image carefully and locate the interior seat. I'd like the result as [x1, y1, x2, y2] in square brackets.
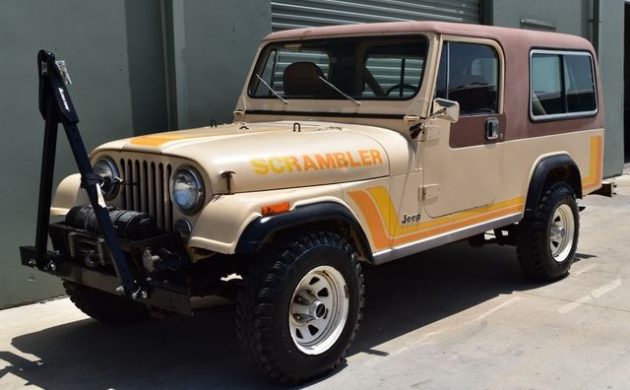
[283, 62, 329, 98]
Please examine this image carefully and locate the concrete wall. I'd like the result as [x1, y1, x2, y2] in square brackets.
[491, 0, 625, 177]
[124, 0, 169, 136]
[0, 0, 139, 308]
[597, 0, 626, 176]
[167, 0, 271, 129]
[0, 0, 271, 309]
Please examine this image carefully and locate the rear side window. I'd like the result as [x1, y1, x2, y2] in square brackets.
[530, 50, 597, 120]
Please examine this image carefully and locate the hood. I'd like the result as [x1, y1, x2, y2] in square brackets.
[94, 121, 390, 194]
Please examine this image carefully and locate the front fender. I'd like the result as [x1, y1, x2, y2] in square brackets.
[235, 201, 371, 256]
[51, 174, 88, 216]
[188, 184, 347, 255]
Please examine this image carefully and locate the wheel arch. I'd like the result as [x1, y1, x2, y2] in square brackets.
[235, 202, 373, 262]
[525, 154, 582, 213]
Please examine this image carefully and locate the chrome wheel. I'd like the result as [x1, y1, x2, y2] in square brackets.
[549, 203, 575, 262]
[289, 266, 349, 355]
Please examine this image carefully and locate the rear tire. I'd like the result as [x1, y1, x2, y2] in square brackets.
[236, 231, 364, 384]
[64, 281, 149, 325]
[517, 182, 579, 282]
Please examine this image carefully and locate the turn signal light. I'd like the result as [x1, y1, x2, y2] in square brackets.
[261, 202, 291, 216]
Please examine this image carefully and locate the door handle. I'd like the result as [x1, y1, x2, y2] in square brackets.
[485, 117, 500, 140]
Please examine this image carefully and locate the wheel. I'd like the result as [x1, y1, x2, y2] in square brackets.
[236, 231, 365, 384]
[63, 281, 149, 325]
[517, 182, 579, 281]
[386, 83, 417, 96]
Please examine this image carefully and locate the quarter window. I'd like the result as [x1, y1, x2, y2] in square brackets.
[435, 42, 499, 115]
[530, 51, 597, 119]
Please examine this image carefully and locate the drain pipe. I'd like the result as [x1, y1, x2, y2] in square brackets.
[593, 0, 600, 53]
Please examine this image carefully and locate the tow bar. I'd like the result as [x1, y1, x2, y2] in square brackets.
[20, 50, 144, 299]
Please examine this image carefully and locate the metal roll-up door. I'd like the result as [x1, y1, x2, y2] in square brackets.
[271, 0, 481, 31]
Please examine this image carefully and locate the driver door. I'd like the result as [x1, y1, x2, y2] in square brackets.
[422, 39, 504, 218]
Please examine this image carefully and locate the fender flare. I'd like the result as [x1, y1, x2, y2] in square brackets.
[235, 202, 372, 260]
[525, 154, 582, 213]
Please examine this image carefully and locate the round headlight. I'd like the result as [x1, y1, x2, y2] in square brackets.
[172, 167, 204, 214]
[94, 158, 120, 200]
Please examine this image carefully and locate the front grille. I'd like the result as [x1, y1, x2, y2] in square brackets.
[119, 159, 173, 231]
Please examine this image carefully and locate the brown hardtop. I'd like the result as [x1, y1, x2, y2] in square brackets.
[264, 20, 593, 52]
[264, 21, 602, 141]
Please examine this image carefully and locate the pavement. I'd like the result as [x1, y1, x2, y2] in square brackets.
[1, 175, 630, 389]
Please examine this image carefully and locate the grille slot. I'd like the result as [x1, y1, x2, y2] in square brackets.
[119, 159, 173, 231]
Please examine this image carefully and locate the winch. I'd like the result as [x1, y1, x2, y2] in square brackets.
[65, 205, 157, 240]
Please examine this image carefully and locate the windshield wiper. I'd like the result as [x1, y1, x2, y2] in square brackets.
[255, 75, 288, 104]
[318, 76, 361, 106]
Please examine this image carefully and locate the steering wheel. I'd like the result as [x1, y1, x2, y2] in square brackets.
[386, 83, 417, 96]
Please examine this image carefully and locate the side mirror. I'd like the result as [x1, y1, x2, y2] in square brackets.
[432, 98, 460, 123]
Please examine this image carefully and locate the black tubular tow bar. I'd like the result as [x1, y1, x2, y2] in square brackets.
[20, 50, 144, 299]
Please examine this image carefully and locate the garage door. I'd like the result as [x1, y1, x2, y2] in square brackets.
[271, 0, 481, 31]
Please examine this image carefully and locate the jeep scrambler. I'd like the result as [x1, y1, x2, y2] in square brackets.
[22, 21, 605, 384]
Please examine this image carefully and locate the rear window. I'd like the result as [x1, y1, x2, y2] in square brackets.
[530, 50, 597, 120]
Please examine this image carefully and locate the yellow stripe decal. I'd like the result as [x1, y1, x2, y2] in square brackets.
[581, 135, 603, 191]
[348, 186, 524, 251]
[346, 191, 391, 250]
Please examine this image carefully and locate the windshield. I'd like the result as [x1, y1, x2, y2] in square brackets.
[248, 35, 428, 101]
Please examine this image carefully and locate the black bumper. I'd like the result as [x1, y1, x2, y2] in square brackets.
[20, 224, 193, 315]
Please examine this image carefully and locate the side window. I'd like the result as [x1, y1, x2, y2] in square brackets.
[531, 55, 564, 115]
[564, 55, 597, 113]
[530, 51, 597, 119]
[435, 42, 499, 115]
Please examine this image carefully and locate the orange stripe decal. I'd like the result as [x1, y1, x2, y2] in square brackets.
[348, 187, 524, 251]
[581, 135, 603, 192]
[346, 191, 391, 251]
[130, 133, 208, 147]
[392, 203, 523, 245]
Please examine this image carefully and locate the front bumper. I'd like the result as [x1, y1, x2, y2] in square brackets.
[20, 223, 193, 315]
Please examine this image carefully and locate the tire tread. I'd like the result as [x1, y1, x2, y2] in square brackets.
[517, 182, 579, 281]
[236, 231, 364, 384]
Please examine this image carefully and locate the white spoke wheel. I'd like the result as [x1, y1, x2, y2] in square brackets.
[517, 182, 579, 282]
[549, 204, 575, 262]
[289, 266, 349, 355]
[236, 231, 364, 385]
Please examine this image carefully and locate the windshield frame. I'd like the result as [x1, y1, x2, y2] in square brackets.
[247, 34, 430, 102]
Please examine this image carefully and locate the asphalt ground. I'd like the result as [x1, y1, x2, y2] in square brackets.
[1, 175, 629, 389]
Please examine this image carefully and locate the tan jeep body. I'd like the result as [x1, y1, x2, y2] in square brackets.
[39, 21, 605, 384]
[54, 21, 603, 264]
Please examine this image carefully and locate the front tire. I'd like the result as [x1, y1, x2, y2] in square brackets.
[517, 182, 580, 281]
[236, 231, 364, 384]
[64, 281, 149, 325]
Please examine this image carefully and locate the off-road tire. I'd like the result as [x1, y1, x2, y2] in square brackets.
[517, 182, 579, 282]
[236, 231, 365, 384]
[63, 281, 149, 325]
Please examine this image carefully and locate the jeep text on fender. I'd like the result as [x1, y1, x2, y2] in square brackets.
[22, 22, 605, 384]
